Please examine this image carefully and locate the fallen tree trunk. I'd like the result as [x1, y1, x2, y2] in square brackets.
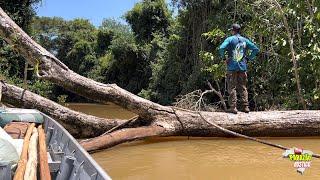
[0, 82, 127, 137]
[81, 108, 320, 151]
[162, 108, 320, 137]
[81, 126, 165, 152]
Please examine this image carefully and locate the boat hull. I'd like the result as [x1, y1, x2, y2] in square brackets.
[0, 110, 111, 180]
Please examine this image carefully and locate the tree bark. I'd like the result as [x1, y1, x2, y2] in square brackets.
[81, 126, 165, 152]
[81, 108, 320, 151]
[0, 82, 127, 137]
[162, 108, 320, 137]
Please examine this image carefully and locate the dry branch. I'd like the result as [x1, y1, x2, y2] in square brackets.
[38, 125, 51, 180]
[13, 123, 35, 180]
[102, 115, 139, 135]
[80, 126, 165, 152]
[173, 82, 226, 111]
[24, 127, 38, 180]
[207, 80, 227, 111]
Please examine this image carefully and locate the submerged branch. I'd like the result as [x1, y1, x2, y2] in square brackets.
[80, 126, 165, 152]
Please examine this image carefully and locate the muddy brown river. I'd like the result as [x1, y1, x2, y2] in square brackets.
[68, 103, 320, 180]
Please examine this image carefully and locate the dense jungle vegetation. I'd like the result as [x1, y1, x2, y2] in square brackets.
[0, 0, 319, 110]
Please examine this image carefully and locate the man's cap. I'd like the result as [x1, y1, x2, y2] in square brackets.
[229, 23, 241, 31]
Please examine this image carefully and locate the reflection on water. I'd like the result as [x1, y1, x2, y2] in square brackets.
[92, 137, 320, 180]
[67, 103, 135, 119]
[69, 103, 320, 180]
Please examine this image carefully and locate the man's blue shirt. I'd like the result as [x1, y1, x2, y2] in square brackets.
[219, 34, 259, 72]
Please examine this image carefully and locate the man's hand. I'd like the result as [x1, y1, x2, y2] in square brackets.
[224, 58, 229, 65]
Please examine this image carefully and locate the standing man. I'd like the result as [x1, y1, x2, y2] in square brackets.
[218, 24, 259, 114]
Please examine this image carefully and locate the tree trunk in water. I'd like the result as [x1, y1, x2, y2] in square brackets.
[81, 108, 320, 151]
[81, 126, 165, 152]
[0, 82, 127, 137]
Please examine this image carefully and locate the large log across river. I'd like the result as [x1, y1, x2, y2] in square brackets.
[80, 109, 320, 152]
[0, 7, 319, 152]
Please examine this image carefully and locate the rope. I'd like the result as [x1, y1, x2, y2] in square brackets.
[101, 115, 139, 136]
[23, 62, 28, 90]
[196, 111, 320, 158]
[0, 80, 6, 107]
[0, 82, 2, 105]
[34, 60, 41, 78]
[171, 107, 189, 139]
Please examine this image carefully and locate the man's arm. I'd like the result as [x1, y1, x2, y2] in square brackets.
[245, 39, 259, 61]
[218, 37, 230, 58]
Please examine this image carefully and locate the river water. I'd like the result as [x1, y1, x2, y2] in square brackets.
[68, 103, 320, 180]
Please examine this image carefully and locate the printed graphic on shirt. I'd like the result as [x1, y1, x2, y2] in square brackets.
[233, 41, 246, 62]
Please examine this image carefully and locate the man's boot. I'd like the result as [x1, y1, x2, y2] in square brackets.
[241, 105, 250, 113]
[227, 106, 238, 114]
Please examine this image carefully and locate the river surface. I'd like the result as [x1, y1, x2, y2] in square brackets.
[68, 103, 320, 180]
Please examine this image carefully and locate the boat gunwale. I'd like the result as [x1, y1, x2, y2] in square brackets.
[41, 112, 111, 180]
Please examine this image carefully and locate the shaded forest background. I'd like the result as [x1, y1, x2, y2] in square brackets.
[0, 0, 319, 110]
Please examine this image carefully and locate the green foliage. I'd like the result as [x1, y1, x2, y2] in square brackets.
[0, 0, 55, 101]
[0, 0, 42, 33]
[199, 51, 225, 81]
[202, 28, 225, 43]
[143, 31, 189, 104]
[88, 52, 113, 82]
[96, 29, 114, 56]
[0, 43, 24, 79]
[100, 19, 132, 36]
[32, 16, 148, 98]
[57, 95, 68, 105]
[125, 0, 171, 43]
[143, 0, 320, 109]
[103, 35, 151, 93]
[0, 0, 42, 80]
[27, 80, 53, 98]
